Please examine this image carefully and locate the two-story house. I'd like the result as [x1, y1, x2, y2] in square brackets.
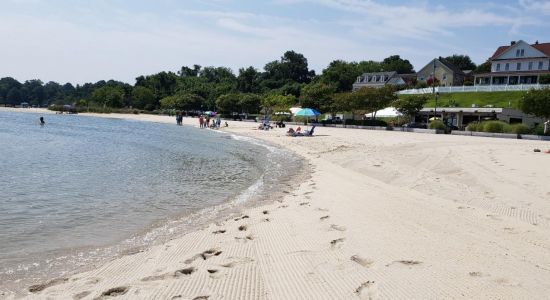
[474, 40, 550, 85]
[352, 71, 407, 90]
[416, 57, 466, 86]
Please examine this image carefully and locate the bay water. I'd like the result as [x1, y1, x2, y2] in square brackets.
[0, 111, 302, 290]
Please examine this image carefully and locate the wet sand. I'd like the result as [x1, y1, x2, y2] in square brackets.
[2, 108, 550, 299]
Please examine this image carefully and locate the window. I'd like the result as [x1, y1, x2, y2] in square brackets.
[529, 62, 533, 70]
[496, 63, 501, 71]
[516, 62, 521, 71]
[516, 49, 520, 57]
[521, 49, 525, 57]
[539, 61, 544, 70]
[505, 63, 509, 71]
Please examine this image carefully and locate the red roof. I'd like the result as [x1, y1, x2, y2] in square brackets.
[491, 42, 550, 60]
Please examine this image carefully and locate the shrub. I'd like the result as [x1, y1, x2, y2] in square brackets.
[466, 122, 481, 132]
[534, 124, 550, 136]
[482, 121, 506, 133]
[428, 120, 446, 130]
[504, 123, 529, 134]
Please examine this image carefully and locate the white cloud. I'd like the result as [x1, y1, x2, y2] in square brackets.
[519, 0, 550, 15]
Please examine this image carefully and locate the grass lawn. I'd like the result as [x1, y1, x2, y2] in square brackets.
[399, 91, 525, 109]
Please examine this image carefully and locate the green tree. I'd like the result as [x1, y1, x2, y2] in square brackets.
[237, 66, 261, 93]
[444, 54, 477, 70]
[392, 95, 428, 120]
[0, 77, 22, 105]
[216, 93, 242, 114]
[475, 59, 491, 74]
[6, 87, 23, 105]
[520, 88, 550, 134]
[178, 65, 201, 77]
[381, 55, 414, 73]
[261, 94, 296, 115]
[160, 92, 204, 113]
[300, 82, 336, 112]
[239, 93, 261, 114]
[320, 60, 362, 92]
[131, 86, 156, 110]
[91, 85, 124, 108]
[262, 50, 315, 90]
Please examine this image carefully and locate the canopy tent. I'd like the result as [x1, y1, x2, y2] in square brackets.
[368, 107, 402, 118]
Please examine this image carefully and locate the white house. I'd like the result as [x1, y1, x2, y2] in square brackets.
[474, 40, 550, 85]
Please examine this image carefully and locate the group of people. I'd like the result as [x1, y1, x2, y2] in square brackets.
[175, 112, 228, 129]
[198, 114, 227, 129]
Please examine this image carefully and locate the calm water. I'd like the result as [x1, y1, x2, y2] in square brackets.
[0, 111, 302, 288]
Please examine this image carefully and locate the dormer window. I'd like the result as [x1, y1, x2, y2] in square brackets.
[516, 49, 520, 57]
[521, 49, 525, 57]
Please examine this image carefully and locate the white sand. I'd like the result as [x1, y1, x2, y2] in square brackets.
[3, 108, 550, 299]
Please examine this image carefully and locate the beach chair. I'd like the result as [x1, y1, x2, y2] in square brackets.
[304, 125, 316, 136]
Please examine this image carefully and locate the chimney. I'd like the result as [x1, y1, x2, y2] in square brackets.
[511, 41, 516, 45]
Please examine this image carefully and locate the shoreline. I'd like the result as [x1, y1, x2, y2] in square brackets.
[2, 107, 550, 299]
[0, 108, 308, 298]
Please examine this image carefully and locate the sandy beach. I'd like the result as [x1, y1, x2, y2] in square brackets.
[3, 108, 550, 299]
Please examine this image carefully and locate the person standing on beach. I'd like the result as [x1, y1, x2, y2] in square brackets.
[199, 115, 204, 128]
[206, 115, 211, 128]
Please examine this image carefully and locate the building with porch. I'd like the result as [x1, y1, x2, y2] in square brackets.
[417, 107, 542, 129]
[474, 40, 550, 85]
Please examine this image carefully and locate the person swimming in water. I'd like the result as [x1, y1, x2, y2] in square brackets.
[39, 117, 45, 126]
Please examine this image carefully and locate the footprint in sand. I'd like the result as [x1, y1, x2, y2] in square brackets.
[330, 224, 346, 231]
[221, 257, 254, 268]
[355, 281, 379, 299]
[73, 291, 91, 300]
[330, 238, 345, 248]
[262, 210, 269, 215]
[185, 249, 222, 264]
[212, 229, 226, 234]
[238, 225, 248, 231]
[192, 296, 210, 300]
[299, 202, 310, 206]
[234, 215, 249, 221]
[175, 266, 196, 276]
[98, 286, 129, 298]
[29, 278, 68, 293]
[320, 215, 330, 221]
[351, 255, 374, 268]
[386, 260, 422, 267]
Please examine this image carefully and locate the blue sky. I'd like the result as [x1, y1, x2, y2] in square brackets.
[1, 0, 549, 84]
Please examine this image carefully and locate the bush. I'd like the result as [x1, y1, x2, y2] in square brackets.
[534, 124, 550, 136]
[428, 120, 446, 130]
[504, 123, 529, 134]
[482, 121, 506, 133]
[466, 122, 481, 132]
[344, 119, 388, 127]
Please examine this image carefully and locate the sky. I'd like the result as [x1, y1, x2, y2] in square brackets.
[1, 0, 549, 85]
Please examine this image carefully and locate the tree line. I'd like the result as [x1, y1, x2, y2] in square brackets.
[1, 51, 479, 117]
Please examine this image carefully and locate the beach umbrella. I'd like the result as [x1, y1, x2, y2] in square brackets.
[294, 108, 320, 130]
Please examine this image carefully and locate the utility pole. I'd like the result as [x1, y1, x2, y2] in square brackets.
[433, 58, 437, 121]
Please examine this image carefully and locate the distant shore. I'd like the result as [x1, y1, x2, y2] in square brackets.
[2, 107, 550, 299]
